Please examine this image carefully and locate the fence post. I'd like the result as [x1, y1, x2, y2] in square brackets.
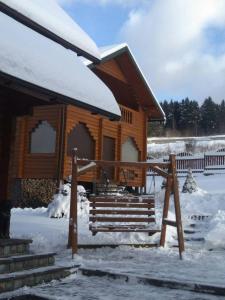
[68, 148, 78, 257]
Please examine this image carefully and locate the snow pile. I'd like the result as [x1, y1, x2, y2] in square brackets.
[180, 189, 225, 217]
[155, 174, 225, 249]
[11, 207, 69, 253]
[47, 184, 87, 218]
[205, 211, 225, 249]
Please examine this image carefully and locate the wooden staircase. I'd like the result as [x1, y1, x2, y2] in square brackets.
[0, 239, 74, 294]
[95, 183, 124, 195]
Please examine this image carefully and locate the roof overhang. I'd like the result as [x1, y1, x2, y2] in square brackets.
[0, 0, 101, 63]
[0, 12, 121, 120]
[0, 71, 120, 120]
[86, 44, 165, 121]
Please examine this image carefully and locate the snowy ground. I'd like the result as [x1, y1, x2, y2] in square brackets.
[3, 270, 223, 300]
[147, 135, 225, 157]
[2, 173, 225, 299]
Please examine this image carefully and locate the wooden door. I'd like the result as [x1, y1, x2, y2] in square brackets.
[67, 123, 95, 159]
[102, 136, 115, 180]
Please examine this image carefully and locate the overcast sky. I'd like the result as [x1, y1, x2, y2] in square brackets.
[57, 0, 225, 104]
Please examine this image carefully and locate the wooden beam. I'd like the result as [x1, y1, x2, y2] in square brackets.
[78, 162, 96, 176]
[149, 166, 170, 178]
[77, 159, 169, 169]
[160, 176, 172, 247]
[68, 149, 78, 257]
[170, 154, 185, 259]
[90, 217, 155, 223]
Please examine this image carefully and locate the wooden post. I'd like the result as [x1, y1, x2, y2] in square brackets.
[68, 148, 78, 257]
[171, 154, 185, 259]
[159, 175, 172, 247]
[160, 154, 185, 260]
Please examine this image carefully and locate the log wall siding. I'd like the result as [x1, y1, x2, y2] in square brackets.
[63, 104, 147, 187]
[10, 103, 147, 187]
[11, 117, 27, 178]
[12, 105, 64, 179]
[64, 105, 100, 182]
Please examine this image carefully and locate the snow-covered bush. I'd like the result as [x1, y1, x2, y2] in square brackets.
[47, 183, 88, 218]
[182, 168, 198, 193]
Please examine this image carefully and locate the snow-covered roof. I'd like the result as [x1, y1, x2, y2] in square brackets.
[84, 43, 165, 121]
[0, 0, 100, 62]
[0, 12, 121, 119]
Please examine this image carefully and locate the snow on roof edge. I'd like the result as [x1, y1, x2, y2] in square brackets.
[85, 43, 165, 120]
[0, 0, 101, 62]
[0, 12, 121, 118]
[0, 70, 121, 121]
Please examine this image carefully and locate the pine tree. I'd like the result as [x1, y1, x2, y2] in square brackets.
[178, 98, 200, 136]
[218, 100, 225, 133]
[200, 97, 219, 135]
[182, 168, 198, 193]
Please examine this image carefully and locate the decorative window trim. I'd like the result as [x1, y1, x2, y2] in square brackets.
[122, 137, 140, 162]
[29, 120, 56, 154]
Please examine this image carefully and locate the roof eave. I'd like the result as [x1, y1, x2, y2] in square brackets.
[0, 71, 120, 121]
[0, 2, 100, 64]
[121, 46, 165, 121]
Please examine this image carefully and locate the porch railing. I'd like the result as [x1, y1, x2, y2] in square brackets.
[120, 105, 134, 124]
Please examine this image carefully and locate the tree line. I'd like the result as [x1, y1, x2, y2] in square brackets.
[149, 97, 225, 137]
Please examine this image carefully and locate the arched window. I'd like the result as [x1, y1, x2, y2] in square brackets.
[30, 120, 56, 153]
[67, 123, 95, 159]
[122, 137, 139, 162]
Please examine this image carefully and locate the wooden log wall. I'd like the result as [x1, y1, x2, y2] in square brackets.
[10, 105, 64, 180]
[8, 103, 147, 187]
[63, 104, 147, 187]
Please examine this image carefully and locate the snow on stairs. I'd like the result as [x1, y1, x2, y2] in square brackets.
[96, 183, 123, 195]
[183, 228, 204, 242]
[0, 239, 73, 294]
[182, 222, 205, 243]
[0, 239, 31, 257]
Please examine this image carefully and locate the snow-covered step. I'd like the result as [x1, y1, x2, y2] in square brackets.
[0, 239, 32, 258]
[183, 229, 196, 234]
[0, 253, 55, 274]
[96, 183, 123, 195]
[0, 265, 75, 293]
[184, 237, 205, 242]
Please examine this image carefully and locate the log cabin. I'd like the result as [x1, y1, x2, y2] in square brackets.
[0, 2, 165, 206]
[0, 2, 120, 206]
[75, 44, 165, 189]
